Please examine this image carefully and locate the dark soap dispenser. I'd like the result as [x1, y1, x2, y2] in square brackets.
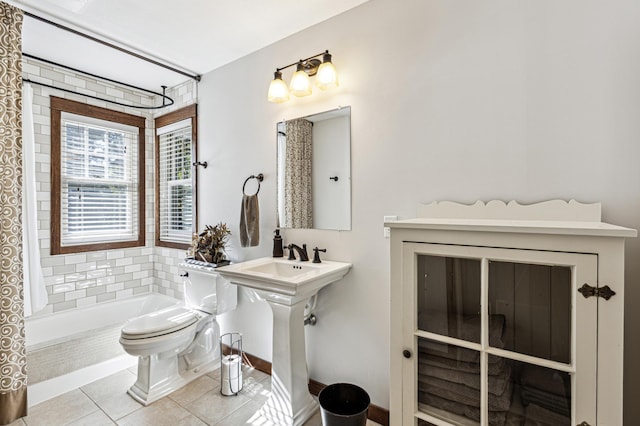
[272, 229, 284, 257]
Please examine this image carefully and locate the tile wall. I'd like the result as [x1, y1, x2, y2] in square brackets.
[152, 79, 198, 299]
[24, 58, 196, 315]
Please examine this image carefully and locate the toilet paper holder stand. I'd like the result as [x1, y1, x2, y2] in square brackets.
[220, 332, 243, 396]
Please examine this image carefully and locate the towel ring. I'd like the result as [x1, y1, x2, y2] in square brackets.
[243, 173, 264, 195]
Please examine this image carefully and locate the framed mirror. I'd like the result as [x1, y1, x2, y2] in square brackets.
[277, 106, 351, 230]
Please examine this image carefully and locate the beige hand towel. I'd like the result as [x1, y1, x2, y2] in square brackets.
[240, 194, 259, 247]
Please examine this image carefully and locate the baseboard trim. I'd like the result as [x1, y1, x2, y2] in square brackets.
[242, 350, 389, 426]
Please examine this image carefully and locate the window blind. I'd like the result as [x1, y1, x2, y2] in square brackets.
[157, 119, 193, 244]
[60, 113, 139, 246]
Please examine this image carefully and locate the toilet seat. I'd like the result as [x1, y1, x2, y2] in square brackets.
[121, 305, 199, 339]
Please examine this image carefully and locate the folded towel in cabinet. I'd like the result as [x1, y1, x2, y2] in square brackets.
[419, 391, 509, 426]
[240, 193, 259, 247]
[418, 361, 512, 395]
[418, 374, 513, 411]
[419, 351, 507, 375]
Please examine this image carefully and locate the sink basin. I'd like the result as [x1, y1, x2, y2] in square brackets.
[216, 257, 352, 300]
[246, 260, 318, 278]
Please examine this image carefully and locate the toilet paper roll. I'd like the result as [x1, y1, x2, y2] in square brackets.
[221, 354, 243, 395]
[221, 355, 242, 380]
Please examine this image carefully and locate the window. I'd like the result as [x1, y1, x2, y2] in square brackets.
[51, 97, 145, 254]
[155, 105, 197, 249]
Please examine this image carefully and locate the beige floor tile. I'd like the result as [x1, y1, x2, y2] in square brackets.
[80, 369, 137, 403]
[24, 389, 98, 426]
[240, 375, 271, 405]
[242, 366, 270, 383]
[7, 418, 26, 426]
[116, 397, 199, 426]
[66, 409, 116, 426]
[210, 400, 266, 426]
[302, 410, 323, 426]
[168, 374, 219, 406]
[206, 367, 222, 381]
[175, 415, 208, 426]
[183, 388, 251, 425]
[96, 389, 143, 421]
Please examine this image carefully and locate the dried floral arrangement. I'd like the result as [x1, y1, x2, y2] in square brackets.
[189, 222, 231, 265]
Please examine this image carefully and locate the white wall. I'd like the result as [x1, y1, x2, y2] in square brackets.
[196, 0, 640, 421]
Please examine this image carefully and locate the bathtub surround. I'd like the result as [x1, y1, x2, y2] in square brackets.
[0, 3, 27, 424]
[22, 59, 197, 315]
[27, 326, 125, 384]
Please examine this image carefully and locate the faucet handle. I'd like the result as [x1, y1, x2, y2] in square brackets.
[286, 244, 296, 260]
[312, 247, 326, 263]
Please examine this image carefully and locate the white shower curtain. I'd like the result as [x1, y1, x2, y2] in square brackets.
[22, 83, 47, 316]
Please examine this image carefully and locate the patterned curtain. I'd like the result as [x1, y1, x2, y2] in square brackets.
[0, 3, 27, 424]
[284, 118, 313, 228]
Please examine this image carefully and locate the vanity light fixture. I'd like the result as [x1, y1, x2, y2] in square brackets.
[267, 50, 339, 103]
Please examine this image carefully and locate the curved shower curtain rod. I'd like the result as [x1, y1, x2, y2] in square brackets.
[22, 53, 174, 110]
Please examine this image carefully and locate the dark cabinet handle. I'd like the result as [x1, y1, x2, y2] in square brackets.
[329, 176, 339, 181]
[403, 350, 412, 359]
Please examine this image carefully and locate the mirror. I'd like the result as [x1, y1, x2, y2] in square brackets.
[277, 106, 351, 230]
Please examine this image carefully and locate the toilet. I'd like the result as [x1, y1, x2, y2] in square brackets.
[120, 263, 237, 405]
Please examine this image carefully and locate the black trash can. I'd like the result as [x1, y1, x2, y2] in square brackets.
[319, 383, 370, 426]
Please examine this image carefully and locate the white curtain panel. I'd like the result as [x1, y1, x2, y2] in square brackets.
[22, 83, 48, 317]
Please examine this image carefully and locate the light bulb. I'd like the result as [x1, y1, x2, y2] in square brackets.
[268, 70, 289, 103]
[316, 52, 338, 90]
[289, 62, 312, 97]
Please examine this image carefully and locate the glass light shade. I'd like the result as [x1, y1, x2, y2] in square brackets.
[268, 71, 290, 103]
[316, 61, 339, 90]
[290, 64, 312, 97]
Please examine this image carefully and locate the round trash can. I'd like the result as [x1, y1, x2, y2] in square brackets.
[319, 383, 370, 426]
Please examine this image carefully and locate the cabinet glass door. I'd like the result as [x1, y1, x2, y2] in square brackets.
[402, 243, 597, 426]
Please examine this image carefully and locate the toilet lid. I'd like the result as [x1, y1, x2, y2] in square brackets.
[121, 306, 199, 339]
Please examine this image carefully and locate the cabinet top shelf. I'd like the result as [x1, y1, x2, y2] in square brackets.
[386, 217, 637, 238]
[385, 200, 636, 238]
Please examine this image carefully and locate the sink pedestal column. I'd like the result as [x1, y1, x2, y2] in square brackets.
[258, 295, 318, 426]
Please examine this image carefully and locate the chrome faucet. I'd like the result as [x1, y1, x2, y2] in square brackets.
[287, 243, 309, 261]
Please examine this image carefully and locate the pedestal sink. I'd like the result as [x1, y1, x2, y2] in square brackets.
[216, 257, 352, 426]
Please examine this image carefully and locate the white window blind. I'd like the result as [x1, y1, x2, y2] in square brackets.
[157, 119, 193, 244]
[60, 112, 139, 246]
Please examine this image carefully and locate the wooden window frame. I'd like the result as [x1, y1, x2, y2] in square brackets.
[154, 104, 198, 250]
[50, 96, 146, 255]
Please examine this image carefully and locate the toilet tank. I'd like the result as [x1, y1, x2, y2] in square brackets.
[180, 262, 237, 315]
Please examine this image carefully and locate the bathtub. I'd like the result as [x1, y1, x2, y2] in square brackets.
[26, 294, 181, 407]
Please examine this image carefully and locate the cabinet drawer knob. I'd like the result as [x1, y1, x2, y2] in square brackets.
[402, 349, 412, 359]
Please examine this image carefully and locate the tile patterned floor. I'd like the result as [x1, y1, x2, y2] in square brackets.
[11, 366, 381, 426]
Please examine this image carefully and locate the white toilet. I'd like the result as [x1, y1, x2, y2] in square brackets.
[120, 263, 237, 405]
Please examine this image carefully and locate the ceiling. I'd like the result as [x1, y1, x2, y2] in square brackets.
[7, 0, 370, 92]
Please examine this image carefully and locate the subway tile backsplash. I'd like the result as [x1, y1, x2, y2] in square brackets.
[25, 58, 197, 316]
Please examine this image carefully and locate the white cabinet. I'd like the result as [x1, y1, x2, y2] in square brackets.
[388, 200, 636, 426]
